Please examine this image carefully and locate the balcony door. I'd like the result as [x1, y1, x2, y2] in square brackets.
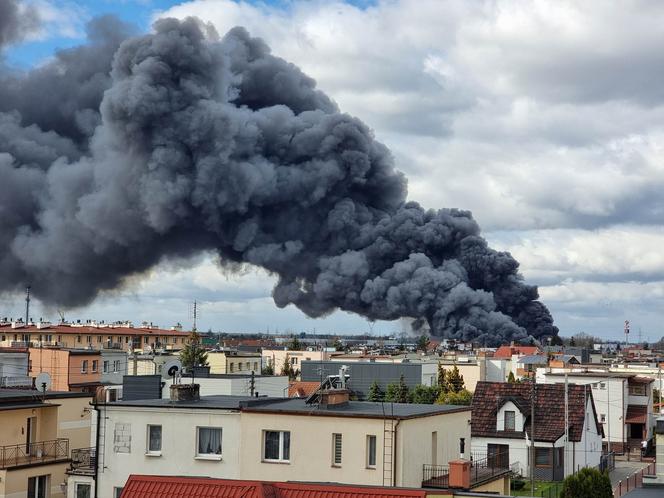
[26, 416, 37, 455]
[28, 475, 48, 498]
[487, 443, 509, 468]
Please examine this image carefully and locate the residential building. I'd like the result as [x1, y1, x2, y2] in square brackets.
[261, 348, 335, 375]
[92, 384, 472, 496]
[515, 355, 548, 379]
[437, 360, 484, 391]
[125, 353, 175, 376]
[536, 368, 655, 452]
[29, 348, 102, 393]
[493, 345, 541, 359]
[471, 381, 603, 481]
[300, 360, 438, 399]
[0, 389, 93, 498]
[0, 347, 31, 387]
[100, 350, 128, 385]
[162, 374, 289, 398]
[207, 351, 263, 374]
[0, 321, 189, 353]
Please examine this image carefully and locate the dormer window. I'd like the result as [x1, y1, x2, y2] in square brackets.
[504, 410, 515, 431]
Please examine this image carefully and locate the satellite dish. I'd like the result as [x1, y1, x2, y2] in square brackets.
[162, 359, 182, 380]
[35, 372, 52, 392]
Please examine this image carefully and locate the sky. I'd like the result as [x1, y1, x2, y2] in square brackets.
[1, 0, 663, 341]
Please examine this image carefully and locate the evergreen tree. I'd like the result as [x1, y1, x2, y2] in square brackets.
[280, 354, 299, 380]
[561, 467, 612, 498]
[416, 334, 430, 352]
[287, 336, 302, 351]
[261, 363, 274, 375]
[411, 385, 440, 404]
[507, 371, 516, 383]
[436, 388, 472, 406]
[367, 380, 385, 402]
[442, 365, 465, 393]
[385, 375, 411, 403]
[180, 331, 208, 370]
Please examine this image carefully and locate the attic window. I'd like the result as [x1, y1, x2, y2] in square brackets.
[504, 411, 515, 431]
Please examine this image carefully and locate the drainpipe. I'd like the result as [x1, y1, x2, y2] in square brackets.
[93, 399, 101, 498]
[393, 418, 401, 486]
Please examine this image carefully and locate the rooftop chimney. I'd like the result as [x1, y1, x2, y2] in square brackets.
[170, 383, 200, 402]
[319, 388, 350, 408]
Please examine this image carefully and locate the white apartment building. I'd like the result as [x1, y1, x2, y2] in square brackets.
[162, 374, 289, 398]
[89, 385, 471, 497]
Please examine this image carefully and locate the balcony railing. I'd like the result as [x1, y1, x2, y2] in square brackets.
[422, 451, 511, 489]
[68, 447, 96, 475]
[0, 439, 69, 469]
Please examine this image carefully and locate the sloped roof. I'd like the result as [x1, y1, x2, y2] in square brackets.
[287, 381, 320, 398]
[493, 346, 540, 359]
[119, 475, 443, 498]
[626, 405, 647, 424]
[471, 381, 602, 442]
[517, 354, 548, 364]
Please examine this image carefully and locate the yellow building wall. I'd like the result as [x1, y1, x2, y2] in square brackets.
[437, 363, 483, 392]
[472, 475, 510, 495]
[56, 396, 94, 450]
[2, 462, 69, 498]
[0, 405, 59, 446]
[207, 352, 229, 374]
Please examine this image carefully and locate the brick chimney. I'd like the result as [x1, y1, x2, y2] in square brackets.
[319, 389, 350, 407]
[170, 383, 200, 401]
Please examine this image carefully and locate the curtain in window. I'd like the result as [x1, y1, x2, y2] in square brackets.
[264, 431, 280, 459]
[198, 428, 222, 455]
[149, 426, 162, 452]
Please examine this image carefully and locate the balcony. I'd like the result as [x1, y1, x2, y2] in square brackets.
[68, 447, 96, 475]
[422, 452, 512, 489]
[0, 439, 69, 469]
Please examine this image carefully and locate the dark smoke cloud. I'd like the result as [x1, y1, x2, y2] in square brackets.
[0, 0, 38, 50]
[0, 15, 557, 345]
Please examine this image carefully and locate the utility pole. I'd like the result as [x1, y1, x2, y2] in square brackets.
[192, 300, 198, 333]
[607, 376, 611, 454]
[564, 373, 569, 475]
[250, 370, 255, 396]
[530, 379, 535, 492]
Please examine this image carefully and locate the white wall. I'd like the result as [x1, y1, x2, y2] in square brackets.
[496, 401, 525, 432]
[96, 406, 242, 498]
[485, 359, 509, 382]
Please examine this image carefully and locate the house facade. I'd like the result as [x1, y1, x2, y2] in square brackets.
[29, 348, 102, 393]
[90, 386, 471, 497]
[537, 368, 654, 452]
[0, 348, 31, 387]
[207, 351, 263, 375]
[471, 381, 603, 481]
[0, 390, 93, 498]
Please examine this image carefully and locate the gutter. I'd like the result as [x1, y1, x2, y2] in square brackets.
[393, 418, 401, 487]
[93, 399, 101, 498]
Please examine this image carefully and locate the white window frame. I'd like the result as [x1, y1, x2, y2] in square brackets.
[75, 482, 92, 498]
[113, 487, 123, 498]
[332, 433, 342, 466]
[146, 424, 162, 456]
[263, 430, 290, 463]
[366, 435, 377, 468]
[504, 410, 516, 431]
[196, 426, 222, 460]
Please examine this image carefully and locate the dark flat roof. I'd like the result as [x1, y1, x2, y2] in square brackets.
[106, 395, 469, 418]
[242, 398, 470, 419]
[0, 389, 92, 407]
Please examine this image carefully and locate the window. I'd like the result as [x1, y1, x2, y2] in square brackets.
[504, 410, 516, 431]
[144, 336, 149, 344]
[263, 430, 290, 462]
[92, 360, 98, 373]
[81, 360, 88, 373]
[599, 382, 606, 390]
[114, 360, 120, 373]
[367, 435, 377, 468]
[57, 335, 62, 342]
[28, 475, 49, 498]
[332, 433, 342, 466]
[254, 362, 258, 371]
[125, 336, 129, 343]
[86, 335, 92, 343]
[239, 362, 243, 371]
[230, 363, 234, 373]
[113, 487, 124, 498]
[535, 447, 551, 467]
[76, 483, 91, 498]
[629, 384, 646, 396]
[28, 360, 32, 372]
[77, 335, 82, 343]
[197, 427, 222, 456]
[600, 413, 606, 423]
[147, 425, 162, 454]
[97, 335, 102, 343]
[103, 360, 109, 373]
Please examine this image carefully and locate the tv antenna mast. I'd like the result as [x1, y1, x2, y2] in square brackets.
[25, 285, 31, 325]
[190, 301, 199, 332]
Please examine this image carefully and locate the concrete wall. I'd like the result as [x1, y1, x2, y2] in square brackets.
[96, 405, 243, 498]
[162, 376, 289, 398]
[485, 359, 509, 382]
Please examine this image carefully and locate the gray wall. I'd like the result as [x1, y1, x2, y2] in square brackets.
[300, 361, 423, 399]
[122, 375, 162, 400]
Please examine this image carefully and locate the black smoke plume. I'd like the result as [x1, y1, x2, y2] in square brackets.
[0, 14, 558, 345]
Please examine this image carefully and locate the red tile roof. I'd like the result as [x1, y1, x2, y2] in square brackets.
[493, 346, 541, 359]
[471, 381, 603, 442]
[288, 381, 320, 398]
[120, 476, 447, 498]
[0, 323, 189, 337]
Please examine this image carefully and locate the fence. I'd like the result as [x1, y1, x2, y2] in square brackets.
[0, 438, 69, 469]
[613, 461, 656, 498]
[533, 482, 564, 498]
[422, 464, 449, 487]
[69, 447, 97, 475]
[599, 452, 616, 473]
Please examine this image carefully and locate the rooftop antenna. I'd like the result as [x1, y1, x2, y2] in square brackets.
[57, 310, 65, 324]
[190, 300, 198, 332]
[25, 285, 31, 326]
[624, 320, 630, 346]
